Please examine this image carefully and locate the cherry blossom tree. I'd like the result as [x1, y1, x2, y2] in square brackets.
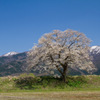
[28, 29, 95, 82]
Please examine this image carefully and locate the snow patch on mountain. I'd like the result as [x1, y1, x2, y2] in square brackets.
[90, 46, 100, 54]
[3, 52, 18, 57]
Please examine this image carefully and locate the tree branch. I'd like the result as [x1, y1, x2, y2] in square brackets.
[56, 65, 63, 76]
[68, 34, 81, 49]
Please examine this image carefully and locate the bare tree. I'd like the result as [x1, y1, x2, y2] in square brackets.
[28, 29, 95, 82]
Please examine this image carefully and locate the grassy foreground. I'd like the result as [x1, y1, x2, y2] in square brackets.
[0, 75, 100, 100]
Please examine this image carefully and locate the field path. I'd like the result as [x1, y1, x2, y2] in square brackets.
[0, 91, 100, 100]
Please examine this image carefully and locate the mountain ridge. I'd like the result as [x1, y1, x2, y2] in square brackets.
[0, 46, 100, 76]
[90, 46, 100, 54]
[2, 52, 18, 57]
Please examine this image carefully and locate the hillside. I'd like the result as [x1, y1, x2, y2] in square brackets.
[0, 46, 100, 76]
[0, 52, 88, 76]
[90, 46, 100, 75]
[0, 52, 27, 76]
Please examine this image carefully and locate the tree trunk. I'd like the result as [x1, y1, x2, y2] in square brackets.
[62, 64, 68, 83]
[62, 74, 66, 82]
[56, 64, 68, 83]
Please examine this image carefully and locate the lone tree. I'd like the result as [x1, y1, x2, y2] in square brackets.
[28, 29, 95, 82]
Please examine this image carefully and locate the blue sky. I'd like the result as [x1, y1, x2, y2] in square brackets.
[0, 0, 100, 55]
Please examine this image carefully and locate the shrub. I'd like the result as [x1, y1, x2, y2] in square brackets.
[14, 73, 41, 89]
[67, 76, 87, 87]
[14, 75, 87, 90]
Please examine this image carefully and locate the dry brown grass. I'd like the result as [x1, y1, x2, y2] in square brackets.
[0, 91, 100, 100]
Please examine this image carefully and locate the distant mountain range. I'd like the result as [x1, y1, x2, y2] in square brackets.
[90, 46, 100, 75]
[0, 52, 27, 76]
[2, 52, 18, 57]
[0, 46, 100, 76]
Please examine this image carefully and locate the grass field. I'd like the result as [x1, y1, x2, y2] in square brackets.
[0, 91, 100, 100]
[0, 75, 100, 100]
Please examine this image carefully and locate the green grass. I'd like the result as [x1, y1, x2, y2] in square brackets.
[0, 75, 100, 100]
[0, 74, 100, 92]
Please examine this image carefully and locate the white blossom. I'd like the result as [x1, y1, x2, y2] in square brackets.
[27, 29, 96, 82]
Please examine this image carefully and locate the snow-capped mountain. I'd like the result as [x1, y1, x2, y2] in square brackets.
[90, 46, 100, 54]
[90, 46, 100, 75]
[3, 52, 18, 57]
[0, 46, 99, 76]
[0, 52, 27, 76]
